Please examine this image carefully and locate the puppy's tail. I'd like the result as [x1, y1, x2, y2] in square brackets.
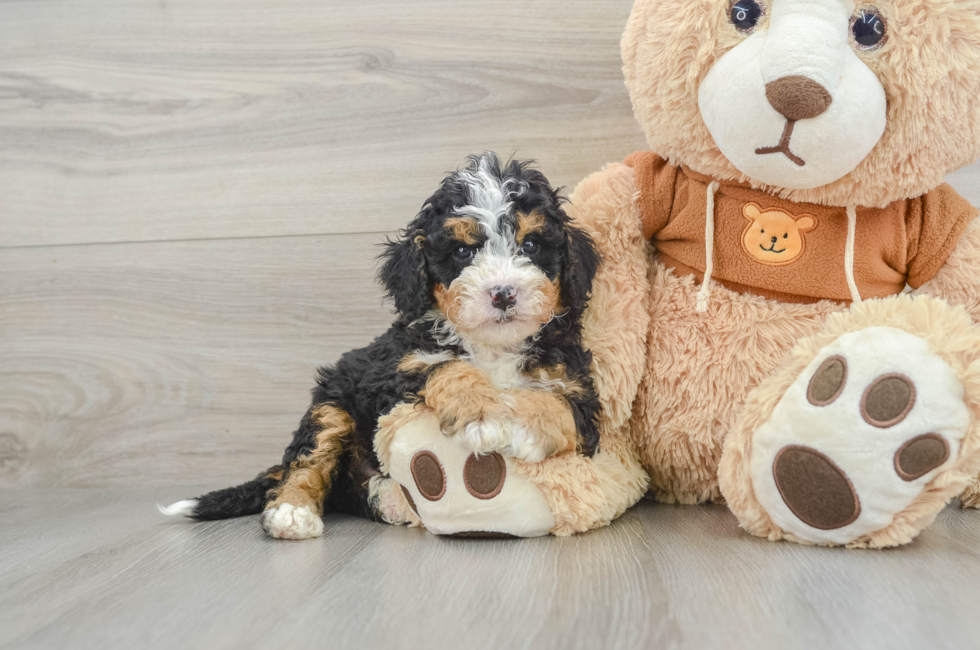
[158, 465, 284, 520]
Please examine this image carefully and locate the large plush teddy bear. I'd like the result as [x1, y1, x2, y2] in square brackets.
[380, 0, 980, 547]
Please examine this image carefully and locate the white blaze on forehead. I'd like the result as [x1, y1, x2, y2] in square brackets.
[455, 156, 525, 256]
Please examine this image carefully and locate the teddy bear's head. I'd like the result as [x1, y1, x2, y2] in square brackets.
[622, 0, 980, 207]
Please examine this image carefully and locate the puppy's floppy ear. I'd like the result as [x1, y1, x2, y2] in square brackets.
[560, 224, 601, 319]
[378, 221, 431, 322]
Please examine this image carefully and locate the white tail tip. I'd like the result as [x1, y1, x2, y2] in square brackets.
[157, 499, 199, 518]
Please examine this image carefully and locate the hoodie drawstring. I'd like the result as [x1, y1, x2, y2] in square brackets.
[696, 181, 720, 313]
[844, 205, 862, 304]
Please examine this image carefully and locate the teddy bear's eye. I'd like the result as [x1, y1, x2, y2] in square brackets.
[730, 0, 763, 32]
[761, 229, 765, 234]
[852, 9, 886, 50]
[783, 233, 788, 239]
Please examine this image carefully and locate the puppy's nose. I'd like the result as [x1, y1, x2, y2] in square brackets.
[490, 285, 517, 311]
[765, 75, 832, 121]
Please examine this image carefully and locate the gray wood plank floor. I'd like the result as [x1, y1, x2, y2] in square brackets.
[2, 490, 980, 650]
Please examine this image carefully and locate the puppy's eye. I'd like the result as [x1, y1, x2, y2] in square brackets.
[453, 245, 474, 261]
[730, 0, 763, 32]
[520, 239, 539, 255]
[852, 9, 886, 50]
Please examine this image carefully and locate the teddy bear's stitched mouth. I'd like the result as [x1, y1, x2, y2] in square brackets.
[755, 120, 806, 167]
[760, 243, 787, 254]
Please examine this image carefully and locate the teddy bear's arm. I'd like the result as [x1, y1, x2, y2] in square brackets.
[917, 217, 980, 321]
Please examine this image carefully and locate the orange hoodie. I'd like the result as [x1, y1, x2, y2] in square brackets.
[624, 151, 978, 304]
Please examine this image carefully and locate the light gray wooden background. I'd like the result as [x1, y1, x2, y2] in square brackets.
[0, 0, 652, 488]
[3, 1, 980, 649]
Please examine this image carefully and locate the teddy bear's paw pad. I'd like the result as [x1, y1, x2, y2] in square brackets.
[750, 326, 970, 545]
[410, 450, 447, 501]
[463, 452, 506, 499]
[261, 503, 324, 540]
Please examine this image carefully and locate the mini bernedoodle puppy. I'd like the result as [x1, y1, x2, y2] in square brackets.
[160, 152, 601, 539]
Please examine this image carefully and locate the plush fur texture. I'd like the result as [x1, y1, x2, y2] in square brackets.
[162, 153, 609, 538]
[622, 0, 980, 208]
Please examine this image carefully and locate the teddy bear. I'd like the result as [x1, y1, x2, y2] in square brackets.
[607, 0, 980, 547]
[378, 0, 980, 547]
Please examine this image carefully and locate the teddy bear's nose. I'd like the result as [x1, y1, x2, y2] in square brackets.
[771, 236, 778, 244]
[765, 75, 833, 121]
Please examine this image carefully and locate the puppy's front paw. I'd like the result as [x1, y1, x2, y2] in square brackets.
[261, 503, 324, 540]
[504, 424, 550, 463]
[460, 419, 512, 455]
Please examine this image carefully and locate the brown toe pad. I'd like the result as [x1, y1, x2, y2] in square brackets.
[773, 445, 861, 530]
[464, 452, 506, 500]
[895, 434, 950, 481]
[862, 374, 915, 428]
[807, 355, 848, 406]
[411, 451, 446, 501]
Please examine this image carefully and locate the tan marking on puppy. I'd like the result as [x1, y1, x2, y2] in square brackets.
[266, 405, 355, 514]
[420, 360, 509, 434]
[515, 210, 546, 243]
[525, 274, 562, 325]
[433, 283, 464, 327]
[528, 364, 588, 399]
[445, 217, 480, 245]
[398, 351, 456, 374]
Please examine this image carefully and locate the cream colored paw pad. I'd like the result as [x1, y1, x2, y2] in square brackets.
[387, 411, 554, 537]
[751, 326, 970, 545]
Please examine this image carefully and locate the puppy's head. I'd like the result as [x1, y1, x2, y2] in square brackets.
[379, 152, 599, 348]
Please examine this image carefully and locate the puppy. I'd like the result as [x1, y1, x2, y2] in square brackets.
[160, 152, 601, 539]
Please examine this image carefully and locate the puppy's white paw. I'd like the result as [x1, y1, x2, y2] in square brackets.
[460, 419, 512, 455]
[504, 425, 548, 463]
[261, 503, 323, 540]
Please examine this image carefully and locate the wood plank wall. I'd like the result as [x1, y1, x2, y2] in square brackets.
[2, 0, 978, 487]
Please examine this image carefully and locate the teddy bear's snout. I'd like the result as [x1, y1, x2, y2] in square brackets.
[765, 75, 833, 122]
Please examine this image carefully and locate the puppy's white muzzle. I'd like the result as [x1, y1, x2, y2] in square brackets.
[448, 252, 554, 347]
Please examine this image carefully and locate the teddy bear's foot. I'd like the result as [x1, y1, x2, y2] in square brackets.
[959, 475, 980, 509]
[721, 297, 980, 548]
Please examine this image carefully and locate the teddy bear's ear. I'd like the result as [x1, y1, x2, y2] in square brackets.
[796, 215, 816, 231]
[743, 203, 763, 221]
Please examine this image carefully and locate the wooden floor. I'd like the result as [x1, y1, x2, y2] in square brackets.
[4, 0, 980, 648]
[2, 490, 980, 650]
